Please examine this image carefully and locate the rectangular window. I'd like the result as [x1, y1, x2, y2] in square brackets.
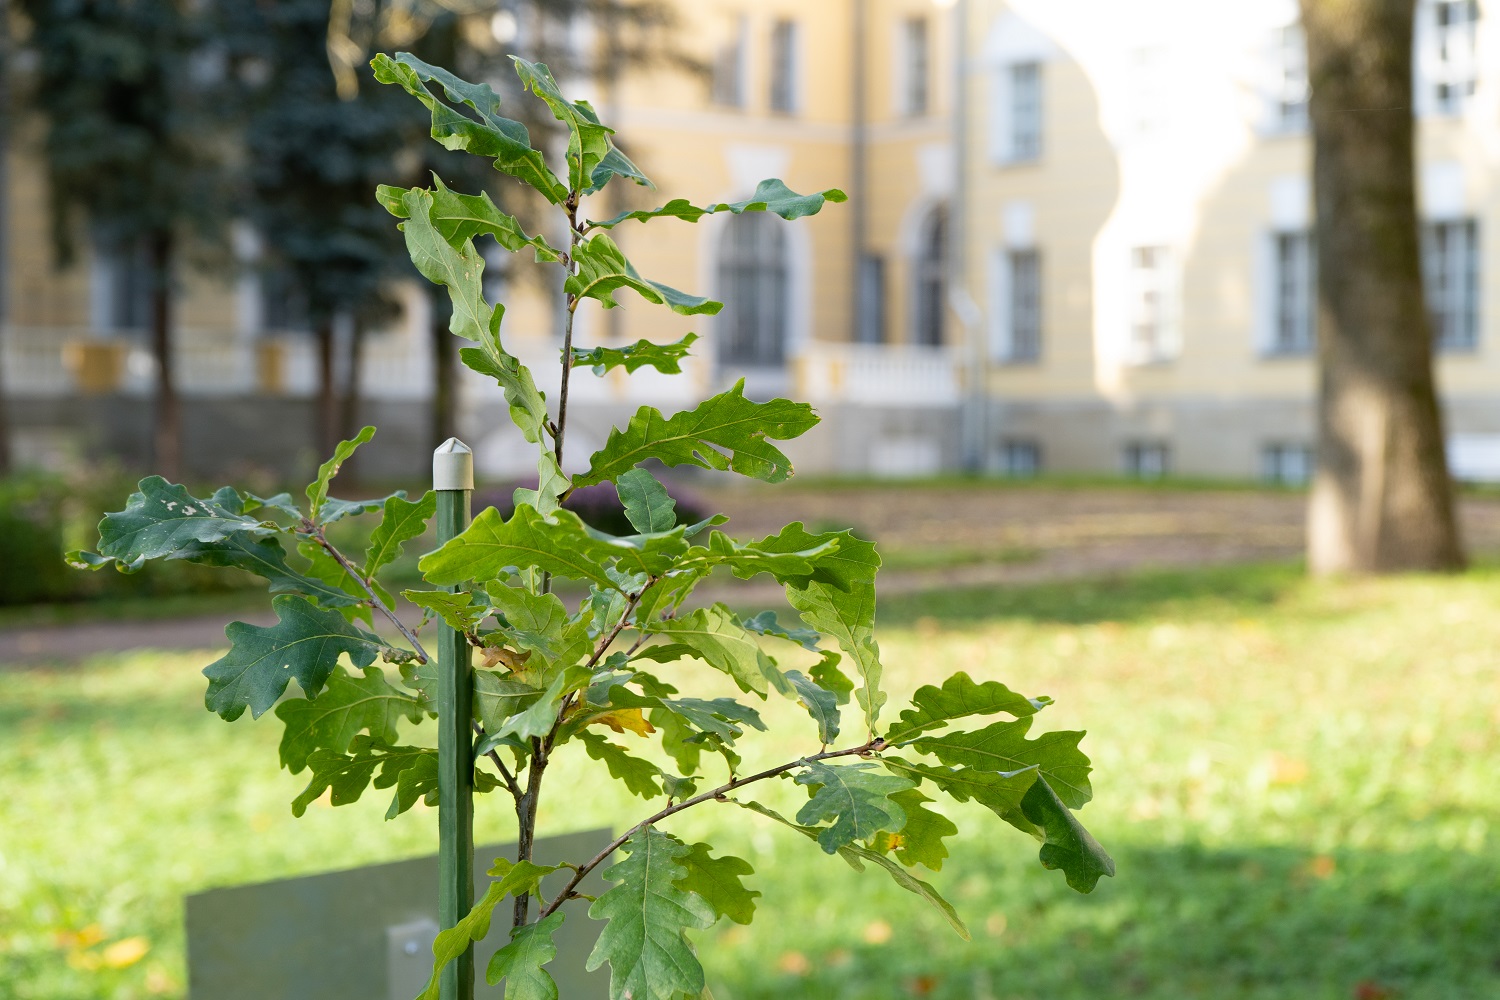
[901, 17, 930, 117]
[711, 16, 747, 107]
[1123, 441, 1171, 479]
[1000, 440, 1042, 477]
[856, 253, 887, 344]
[93, 234, 153, 333]
[260, 265, 310, 334]
[1270, 230, 1316, 354]
[1422, 218, 1481, 351]
[1127, 246, 1174, 363]
[1261, 442, 1314, 485]
[1274, 25, 1310, 131]
[1431, 0, 1480, 114]
[1010, 62, 1042, 160]
[769, 19, 799, 114]
[1005, 249, 1042, 362]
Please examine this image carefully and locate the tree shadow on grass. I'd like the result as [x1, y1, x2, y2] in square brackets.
[705, 838, 1500, 1000]
[876, 563, 1309, 628]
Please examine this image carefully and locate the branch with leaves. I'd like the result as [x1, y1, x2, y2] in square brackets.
[73, 50, 1113, 1000]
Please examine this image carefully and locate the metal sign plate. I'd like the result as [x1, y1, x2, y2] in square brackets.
[186, 829, 611, 1000]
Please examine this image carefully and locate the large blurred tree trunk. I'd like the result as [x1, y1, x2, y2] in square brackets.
[147, 229, 181, 481]
[0, 0, 13, 476]
[1300, 0, 1465, 573]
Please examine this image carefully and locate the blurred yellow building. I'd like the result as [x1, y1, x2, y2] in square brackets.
[4, 0, 1497, 484]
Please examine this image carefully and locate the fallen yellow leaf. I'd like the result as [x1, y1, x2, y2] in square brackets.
[102, 936, 151, 969]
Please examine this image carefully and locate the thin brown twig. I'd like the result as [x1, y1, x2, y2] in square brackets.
[537, 737, 887, 919]
[306, 523, 430, 663]
[471, 720, 526, 801]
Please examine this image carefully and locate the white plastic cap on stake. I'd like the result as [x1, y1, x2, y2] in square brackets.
[433, 438, 474, 492]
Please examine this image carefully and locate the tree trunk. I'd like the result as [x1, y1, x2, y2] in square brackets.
[1300, 0, 1465, 573]
[431, 293, 458, 449]
[0, 0, 13, 476]
[338, 317, 365, 478]
[148, 229, 181, 480]
[315, 319, 337, 459]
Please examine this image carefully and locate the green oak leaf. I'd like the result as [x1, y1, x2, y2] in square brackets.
[741, 610, 822, 650]
[573, 334, 698, 376]
[588, 178, 848, 228]
[417, 858, 564, 1000]
[738, 800, 968, 939]
[170, 535, 358, 609]
[575, 381, 819, 487]
[688, 528, 840, 584]
[870, 789, 958, 871]
[587, 144, 653, 194]
[377, 177, 562, 263]
[640, 605, 787, 697]
[372, 53, 567, 203]
[567, 232, 722, 316]
[404, 589, 489, 633]
[486, 670, 571, 746]
[364, 491, 437, 578]
[881, 757, 1039, 834]
[307, 426, 375, 519]
[673, 843, 759, 925]
[786, 575, 883, 732]
[275, 666, 425, 773]
[420, 505, 619, 590]
[319, 494, 395, 525]
[289, 737, 430, 817]
[586, 828, 715, 1000]
[203, 596, 384, 721]
[487, 910, 567, 999]
[912, 718, 1094, 808]
[794, 760, 914, 854]
[886, 672, 1052, 745]
[474, 670, 545, 738]
[786, 670, 841, 745]
[1020, 776, 1116, 893]
[487, 585, 590, 662]
[751, 523, 877, 592]
[97, 477, 275, 562]
[578, 731, 665, 799]
[615, 468, 677, 534]
[398, 188, 502, 344]
[810, 651, 855, 700]
[511, 57, 613, 192]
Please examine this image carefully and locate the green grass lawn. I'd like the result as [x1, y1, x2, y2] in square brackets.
[3, 563, 1499, 1000]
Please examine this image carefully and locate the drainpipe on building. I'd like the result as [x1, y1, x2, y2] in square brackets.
[951, 0, 987, 472]
[851, 0, 868, 346]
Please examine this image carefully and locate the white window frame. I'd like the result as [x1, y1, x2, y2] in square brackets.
[1416, 0, 1480, 117]
[999, 439, 1042, 477]
[988, 61, 1043, 164]
[1265, 229, 1316, 356]
[1261, 442, 1314, 485]
[896, 16, 931, 117]
[1123, 441, 1171, 479]
[991, 246, 1042, 363]
[1125, 246, 1179, 364]
[1266, 23, 1310, 133]
[1422, 217, 1481, 352]
[769, 19, 800, 114]
[710, 16, 748, 108]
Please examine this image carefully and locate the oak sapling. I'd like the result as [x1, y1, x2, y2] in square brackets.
[76, 53, 1114, 1000]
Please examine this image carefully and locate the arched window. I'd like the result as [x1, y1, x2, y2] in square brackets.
[717, 213, 788, 366]
[913, 207, 948, 346]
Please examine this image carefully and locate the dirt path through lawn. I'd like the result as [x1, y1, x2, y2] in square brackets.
[7, 483, 1500, 664]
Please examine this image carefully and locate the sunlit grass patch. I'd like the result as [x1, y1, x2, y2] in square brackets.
[3, 564, 1499, 999]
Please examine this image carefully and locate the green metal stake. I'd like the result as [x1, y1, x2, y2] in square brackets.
[434, 438, 475, 1000]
